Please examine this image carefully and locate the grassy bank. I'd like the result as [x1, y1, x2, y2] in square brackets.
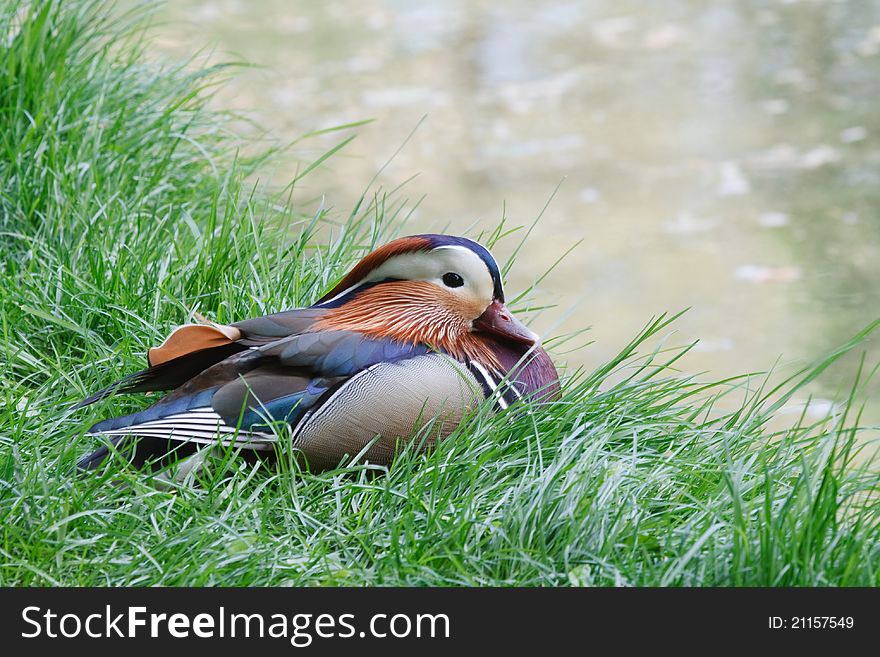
[1, 0, 878, 586]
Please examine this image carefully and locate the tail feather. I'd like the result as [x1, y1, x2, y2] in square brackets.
[75, 439, 118, 471]
[77, 398, 277, 472]
[75, 435, 202, 472]
[71, 343, 245, 410]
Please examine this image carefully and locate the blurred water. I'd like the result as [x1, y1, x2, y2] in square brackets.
[151, 0, 880, 410]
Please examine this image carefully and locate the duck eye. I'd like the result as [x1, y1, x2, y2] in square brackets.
[442, 272, 464, 288]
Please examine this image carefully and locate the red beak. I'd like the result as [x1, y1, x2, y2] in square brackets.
[472, 300, 539, 346]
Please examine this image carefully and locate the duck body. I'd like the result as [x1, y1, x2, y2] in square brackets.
[75, 235, 559, 472]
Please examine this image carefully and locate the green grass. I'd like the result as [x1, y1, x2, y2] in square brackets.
[1, 0, 878, 586]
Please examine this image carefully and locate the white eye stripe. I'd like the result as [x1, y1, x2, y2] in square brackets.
[432, 241, 499, 263]
[318, 246, 497, 313]
[430, 245, 496, 279]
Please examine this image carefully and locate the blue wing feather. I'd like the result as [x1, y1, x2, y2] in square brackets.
[88, 387, 218, 433]
[85, 332, 431, 442]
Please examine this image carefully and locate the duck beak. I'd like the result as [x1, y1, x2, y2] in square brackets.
[472, 300, 540, 346]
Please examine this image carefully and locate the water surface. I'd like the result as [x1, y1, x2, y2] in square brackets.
[151, 0, 880, 415]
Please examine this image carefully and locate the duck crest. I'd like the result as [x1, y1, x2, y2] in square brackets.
[317, 236, 433, 304]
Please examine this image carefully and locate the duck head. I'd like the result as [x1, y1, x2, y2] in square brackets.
[313, 234, 540, 366]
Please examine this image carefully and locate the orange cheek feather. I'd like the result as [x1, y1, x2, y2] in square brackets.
[314, 281, 500, 368]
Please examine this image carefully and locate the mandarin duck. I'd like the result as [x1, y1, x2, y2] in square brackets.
[74, 234, 559, 472]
